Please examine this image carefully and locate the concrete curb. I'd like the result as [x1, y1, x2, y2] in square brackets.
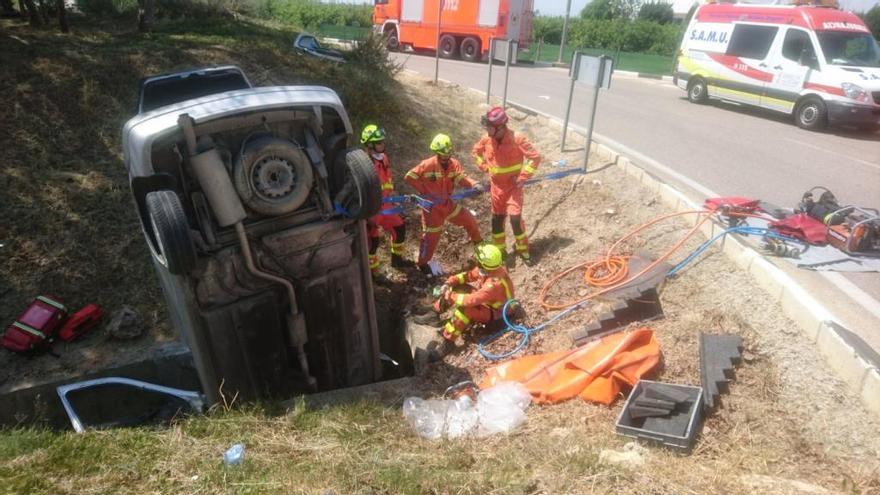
[613, 69, 674, 82]
[408, 71, 879, 417]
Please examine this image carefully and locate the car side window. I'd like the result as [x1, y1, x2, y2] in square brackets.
[726, 24, 779, 60]
[782, 29, 815, 63]
[300, 36, 318, 51]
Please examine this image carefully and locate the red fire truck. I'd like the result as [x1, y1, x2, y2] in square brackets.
[373, 0, 534, 62]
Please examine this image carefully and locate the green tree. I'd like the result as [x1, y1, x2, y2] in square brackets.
[638, 1, 673, 24]
[532, 15, 564, 44]
[860, 5, 880, 40]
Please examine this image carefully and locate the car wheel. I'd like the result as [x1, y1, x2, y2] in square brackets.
[146, 190, 197, 275]
[439, 34, 458, 59]
[460, 37, 480, 62]
[234, 136, 314, 216]
[687, 77, 708, 104]
[385, 28, 399, 51]
[332, 148, 381, 220]
[795, 97, 827, 131]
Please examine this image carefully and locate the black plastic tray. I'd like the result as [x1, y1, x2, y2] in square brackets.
[615, 380, 703, 451]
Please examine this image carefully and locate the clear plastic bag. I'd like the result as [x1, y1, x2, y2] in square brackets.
[402, 382, 531, 439]
[476, 381, 532, 437]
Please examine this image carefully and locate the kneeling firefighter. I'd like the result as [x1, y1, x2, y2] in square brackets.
[439, 244, 516, 341]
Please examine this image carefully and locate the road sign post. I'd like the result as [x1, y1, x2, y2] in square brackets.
[560, 53, 613, 170]
[433, 0, 443, 84]
[486, 38, 517, 109]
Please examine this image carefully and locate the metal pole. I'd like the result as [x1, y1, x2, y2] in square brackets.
[584, 57, 605, 171]
[561, 51, 579, 151]
[434, 0, 443, 84]
[557, 0, 573, 64]
[502, 41, 513, 108]
[486, 38, 494, 105]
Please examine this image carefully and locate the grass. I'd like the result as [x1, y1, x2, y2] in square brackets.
[521, 42, 674, 75]
[317, 23, 371, 41]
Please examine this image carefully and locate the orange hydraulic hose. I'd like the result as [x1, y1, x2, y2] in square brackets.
[538, 210, 714, 310]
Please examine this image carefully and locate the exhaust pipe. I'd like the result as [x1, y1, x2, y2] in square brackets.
[178, 114, 316, 390]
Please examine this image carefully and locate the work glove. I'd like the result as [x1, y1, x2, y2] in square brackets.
[445, 289, 458, 305]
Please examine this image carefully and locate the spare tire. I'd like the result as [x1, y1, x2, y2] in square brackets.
[234, 136, 314, 216]
[146, 190, 197, 275]
[332, 148, 381, 220]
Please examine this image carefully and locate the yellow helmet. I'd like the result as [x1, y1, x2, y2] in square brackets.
[360, 124, 386, 145]
[475, 243, 503, 270]
[429, 133, 453, 156]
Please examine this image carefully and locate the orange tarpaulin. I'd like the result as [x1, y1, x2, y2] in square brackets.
[479, 328, 661, 405]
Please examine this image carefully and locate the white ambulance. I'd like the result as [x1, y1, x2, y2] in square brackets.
[674, 3, 880, 131]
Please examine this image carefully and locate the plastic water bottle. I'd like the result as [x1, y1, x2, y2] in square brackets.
[223, 443, 245, 466]
[554, 159, 567, 168]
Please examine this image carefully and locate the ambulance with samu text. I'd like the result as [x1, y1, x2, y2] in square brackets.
[674, 3, 880, 131]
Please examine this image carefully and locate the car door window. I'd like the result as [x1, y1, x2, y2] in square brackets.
[300, 36, 318, 51]
[726, 24, 779, 59]
[782, 29, 816, 63]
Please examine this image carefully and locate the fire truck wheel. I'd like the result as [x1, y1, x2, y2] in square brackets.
[460, 37, 480, 62]
[332, 148, 382, 220]
[146, 190, 197, 275]
[234, 136, 314, 216]
[687, 77, 708, 104]
[794, 97, 827, 131]
[439, 34, 458, 59]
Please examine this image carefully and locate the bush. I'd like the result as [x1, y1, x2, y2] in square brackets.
[75, 0, 236, 18]
[532, 15, 564, 44]
[638, 2, 674, 25]
[860, 5, 880, 40]
[563, 17, 681, 55]
[256, 0, 372, 31]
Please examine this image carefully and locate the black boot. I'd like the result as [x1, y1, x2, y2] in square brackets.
[391, 253, 414, 269]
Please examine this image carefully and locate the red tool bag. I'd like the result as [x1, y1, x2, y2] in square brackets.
[769, 213, 828, 245]
[58, 304, 104, 342]
[704, 197, 761, 213]
[2, 295, 68, 353]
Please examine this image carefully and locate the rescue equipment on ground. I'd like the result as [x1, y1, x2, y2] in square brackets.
[798, 186, 880, 255]
[480, 328, 661, 405]
[2, 295, 68, 353]
[58, 304, 104, 342]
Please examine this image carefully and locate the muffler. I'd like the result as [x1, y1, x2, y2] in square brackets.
[177, 114, 316, 391]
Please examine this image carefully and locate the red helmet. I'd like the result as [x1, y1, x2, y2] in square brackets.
[482, 106, 508, 127]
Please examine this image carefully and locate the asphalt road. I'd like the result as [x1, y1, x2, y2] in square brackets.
[393, 52, 880, 348]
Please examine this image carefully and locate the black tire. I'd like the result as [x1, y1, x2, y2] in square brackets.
[460, 37, 480, 62]
[146, 190, 197, 275]
[687, 77, 708, 104]
[439, 34, 458, 59]
[384, 27, 399, 51]
[332, 148, 381, 220]
[234, 136, 314, 216]
[795, 97, 827, 131]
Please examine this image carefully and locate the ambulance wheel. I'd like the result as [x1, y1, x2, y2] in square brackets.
[795, 97, 827, 131]
[687, 78, 708, 104]
[332, 148, 382, 220]
[460, 37, 480, 62]
[439, 35, 458, 59]
[146, 190, 197, 275]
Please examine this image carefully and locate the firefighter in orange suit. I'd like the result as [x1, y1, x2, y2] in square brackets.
[441, 244, 515, 341]
[472, 106, 542, 265]
[405, 134, 483, 275]
[361, 124, 409, 272]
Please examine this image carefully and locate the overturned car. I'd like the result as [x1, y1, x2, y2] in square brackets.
[123, 66, 384, 405]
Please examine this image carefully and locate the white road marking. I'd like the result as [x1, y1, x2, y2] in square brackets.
[784, 137, 880, 172]
[539, 95, 550, 100]
[821, 272, 880, 320]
